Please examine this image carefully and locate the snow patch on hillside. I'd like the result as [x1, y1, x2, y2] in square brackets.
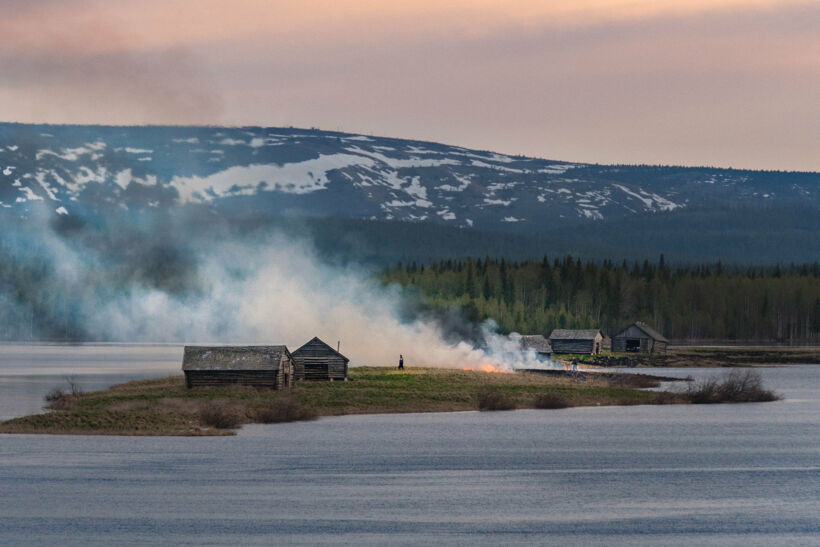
[438, 173, 472, 192]
[346, 146, 460, 169]
[17, 186, 43, 202]
[484, 198, 514, 206]
[613, 184, 681, 211]
[170, 153, 375, 203]
[114, 169, 159, 190]
[36, 143, 105, 161]
[470, 160, 525, 173]
[34, 172, 60, 200]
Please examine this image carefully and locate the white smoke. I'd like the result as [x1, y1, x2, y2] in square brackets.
[236, 243, 556, 370]
[6, 215, 557, 370]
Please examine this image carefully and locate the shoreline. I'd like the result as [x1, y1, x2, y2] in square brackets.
[0, 367, 690, 437]
[562, 346, 820, 368]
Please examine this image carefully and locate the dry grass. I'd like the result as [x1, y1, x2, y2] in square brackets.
[477, 390, 516, 411]
[253, 398, 317, 423]
[533, 392, 571, 409]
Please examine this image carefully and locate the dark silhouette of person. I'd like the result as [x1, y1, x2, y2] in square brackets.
[398, 355, 404, 370]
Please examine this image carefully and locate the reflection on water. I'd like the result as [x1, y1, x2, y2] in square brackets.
[0, 346, 818, 545]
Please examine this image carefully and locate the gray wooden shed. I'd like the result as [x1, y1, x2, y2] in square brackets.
[292, 337, 349, 381]
[520, 335, 552, 357]
[548, 329, 605, 354]
[612, 322, 669, 354]
[182, 345, 295, 389]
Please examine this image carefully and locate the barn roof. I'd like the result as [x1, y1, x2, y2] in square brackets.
[549, 329, 603, 341]
[292, 337, 350, 363]
[182, 346, 290, 371]
[519, 335, 552, 353]
[618, 321, 669, 342]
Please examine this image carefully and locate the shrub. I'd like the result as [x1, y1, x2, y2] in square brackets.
[44, 388, 65, 404]
[685, 370, 779, 404]
[199, 402, 243, 429]
[533, 392, 570, 409]
[64, 376, 83, 397]
[254, 398, 317, 423]
[477, 389, 516, 411]
[44, 384, 82, 411]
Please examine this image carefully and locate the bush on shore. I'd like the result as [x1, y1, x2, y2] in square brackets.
[199, 402, 243, 429]
[254, 398, 317, 423]
[477, 389, 516, 411]
[533, 392, 570, 409]
[44, 388, 79, 411]
[685, 370, 779, 404]
[44, 376, 84, 410]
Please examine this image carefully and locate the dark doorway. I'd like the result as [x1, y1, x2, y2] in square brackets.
[625, 339, 641, 352]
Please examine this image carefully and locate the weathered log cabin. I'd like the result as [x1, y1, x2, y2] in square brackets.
[182, 346, 295, 389]
[292, 337, 349, 381]
[548, 329, 605, 354]
[612, 322, 669, 354]
[520, 335, 552, 357]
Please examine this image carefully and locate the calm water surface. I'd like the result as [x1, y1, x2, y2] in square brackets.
[0, 345, 818, 545]
[0, 343, 182, 420]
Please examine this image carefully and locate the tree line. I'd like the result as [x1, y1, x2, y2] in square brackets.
[382, 256, 820, 344]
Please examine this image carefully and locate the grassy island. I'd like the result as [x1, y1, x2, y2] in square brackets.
[1, 366, 779, 436]
[0, 367, 689, 436]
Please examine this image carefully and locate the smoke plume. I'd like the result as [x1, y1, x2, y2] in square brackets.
[0, 208, 554, 370]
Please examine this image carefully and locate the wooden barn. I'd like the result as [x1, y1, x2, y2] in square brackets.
[182, 346, 295, 389]
[612, 322, 669, 354]
[292, 337, 349, 381]
[520, 335, 552, 357]
[548, 329, 605, 354]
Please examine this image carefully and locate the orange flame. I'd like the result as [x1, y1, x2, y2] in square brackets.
[462, 364, 508, 373]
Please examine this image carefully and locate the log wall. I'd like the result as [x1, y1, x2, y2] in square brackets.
[185, 370, 281, 388]
[550, 334, 603, 354]
[551, 339, 595, 354]
[612, 336, 668, 355]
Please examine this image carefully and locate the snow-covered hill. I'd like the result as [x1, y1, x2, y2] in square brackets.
[1, 123, 818, 233]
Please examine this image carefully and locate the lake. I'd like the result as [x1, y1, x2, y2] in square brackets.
[0, 343, 183, 420]
[1, 345, 818, 545]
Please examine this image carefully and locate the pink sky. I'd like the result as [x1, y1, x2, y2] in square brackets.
[1, 0, 818, 171]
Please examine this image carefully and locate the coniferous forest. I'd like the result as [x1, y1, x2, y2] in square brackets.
[382, 256, 820, 344]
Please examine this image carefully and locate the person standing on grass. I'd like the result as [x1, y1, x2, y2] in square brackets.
[571, 358, 578, 372]
[398, 355, 404, 370]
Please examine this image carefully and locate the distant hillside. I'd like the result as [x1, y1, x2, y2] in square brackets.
[1, 122, 819, 263]
[223, 210, 820, 265]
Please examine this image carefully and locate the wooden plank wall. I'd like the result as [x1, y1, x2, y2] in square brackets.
[293, 340, 348, 381]
[185, 370, 280, 388]
[551, 340, 595, 354]
[301, 356, 347, 380]
[279, 355, 295, 387]
[293, 359, 305, 381]
[612, 337, 667, 354]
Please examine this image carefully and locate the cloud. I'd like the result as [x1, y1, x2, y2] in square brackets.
[0, 0, 222, 124]
[0, 0, 817, 170]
